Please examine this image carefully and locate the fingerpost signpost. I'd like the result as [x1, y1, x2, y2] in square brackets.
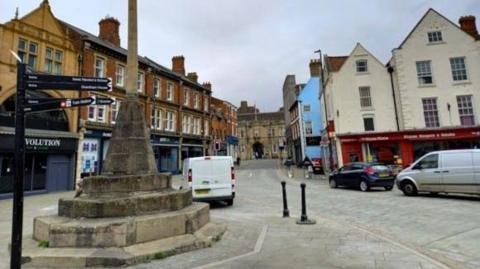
[10, 62, 113, 269]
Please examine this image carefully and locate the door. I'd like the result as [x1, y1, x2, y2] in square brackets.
[335, 165, 350, 186]
[192, 158, 232, 198]
[348, 163, 365, 187]
[473, 152, 480, 194]
[46, 155, 72, 191]
[411, 153, 443, 192]
[441, 151, 475, 194]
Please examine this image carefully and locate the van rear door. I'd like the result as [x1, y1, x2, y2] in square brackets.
[441, 151, 475, 194]
[191, 158, 232, 199]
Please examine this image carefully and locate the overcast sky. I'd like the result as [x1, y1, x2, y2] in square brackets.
[2, 0, 479, 111]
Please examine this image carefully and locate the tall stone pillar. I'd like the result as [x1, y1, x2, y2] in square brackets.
[24, 1, 225, 266]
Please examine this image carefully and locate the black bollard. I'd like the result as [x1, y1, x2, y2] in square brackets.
[281, 181, 290, 217]
[296, 183, 316, 225]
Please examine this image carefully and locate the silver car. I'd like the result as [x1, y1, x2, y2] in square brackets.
[396, 149, 480, 196]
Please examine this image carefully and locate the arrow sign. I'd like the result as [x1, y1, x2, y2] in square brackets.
[26, 82, 112, 91]
[24, 99, 67, 113]
[25, 74, 112, 92]
[24, 97, 95, 113]
[26, 74, 111, 84]
[94, 96, 115, 105]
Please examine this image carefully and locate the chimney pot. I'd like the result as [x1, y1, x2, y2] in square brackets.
[187, 72, 198, 82]
[459, 15, 479, 39]
[172, 55, 185, 75]
[98, 16, 121, 46]
[202, 82, 212, 90]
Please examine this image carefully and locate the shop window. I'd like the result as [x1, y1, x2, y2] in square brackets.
[457, 95, 474, 126]
[450, 57, 468, 81]
[422, 98, 439, 128]
[363, 117, 374, 131]
[416, 61, 433, 85]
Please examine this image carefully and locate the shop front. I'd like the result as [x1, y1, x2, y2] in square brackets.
[181, 138, 205, 162]
[81, 129, 112, 177]
[338, 127, 480, 167]
[0, 129, 78, 199]
[151, 135, 179, 174]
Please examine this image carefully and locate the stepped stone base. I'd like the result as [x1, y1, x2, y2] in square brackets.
[34, 202, 210, 248]
[23, 222, 227, 268]
[81, 173, 172, 195]
[58, 188, 192, 218]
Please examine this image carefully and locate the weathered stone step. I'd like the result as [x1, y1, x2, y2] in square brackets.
[81, 173, 172, 195]
[34, 202, 210, 248]
[58, 188, 191, 218]
[23, 222, 227, 268]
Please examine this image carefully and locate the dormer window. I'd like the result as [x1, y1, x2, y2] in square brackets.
[356, 60, 368, 73]
[427, 31, 443, 43]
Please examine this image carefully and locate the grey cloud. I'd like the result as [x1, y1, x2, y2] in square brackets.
[2, 0, 479, 112]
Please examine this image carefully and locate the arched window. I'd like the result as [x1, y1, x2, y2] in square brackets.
[0, 91, 69, 131]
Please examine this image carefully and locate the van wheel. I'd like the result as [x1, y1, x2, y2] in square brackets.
[226, 199, 234, 206]
[401, 181, 417, 196]
[359, 180, 369, 192]
[329, 179, 338, 188]
[384, 186, 393, 191]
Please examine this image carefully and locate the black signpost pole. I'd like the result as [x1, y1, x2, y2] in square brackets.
[11, 63, 26, 269]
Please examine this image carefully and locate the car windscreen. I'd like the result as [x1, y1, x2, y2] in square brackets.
[371, 165, 390, 171]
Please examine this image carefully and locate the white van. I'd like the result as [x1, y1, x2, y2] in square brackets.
[396, 149, 480, 196]
[182, 156, 236, 205]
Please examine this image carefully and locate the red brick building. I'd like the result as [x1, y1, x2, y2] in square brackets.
[210, 97, 238, 158]
[62, 16, 212, 175]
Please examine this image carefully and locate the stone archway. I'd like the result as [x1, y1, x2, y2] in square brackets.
[252, 141, 264, 159]
[0, 91, 69, 131]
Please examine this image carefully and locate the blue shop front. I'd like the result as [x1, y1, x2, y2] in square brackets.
[151, 135, 180, 174]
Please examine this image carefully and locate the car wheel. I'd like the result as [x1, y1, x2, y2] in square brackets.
[226, 199, 234, 206]
[329, 179, 337, 189]
[384, 186, 393, 191]
[359, 180, 369, 192]
[401, 181, 418, 196]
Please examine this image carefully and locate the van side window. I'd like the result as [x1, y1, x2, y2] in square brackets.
[416, 154, 438, 169]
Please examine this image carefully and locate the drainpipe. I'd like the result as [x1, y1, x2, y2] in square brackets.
[387, 65, 400, 131]
[298, 101, 306, 161]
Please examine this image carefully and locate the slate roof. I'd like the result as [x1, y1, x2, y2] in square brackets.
[325, 56, 348, 72]
[59, 20, 209, 91]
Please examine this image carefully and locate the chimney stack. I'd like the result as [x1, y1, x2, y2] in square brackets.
[202, 82, 212, 90]
[99, 16, 121, 46]
[187, 72, 198, 82]
[172, 56, 185, 75]
[309, 59, 322, 77]
[459, 16, 479, 40]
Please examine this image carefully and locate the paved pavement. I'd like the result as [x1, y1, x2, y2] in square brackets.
[0, 159, 479, 268]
